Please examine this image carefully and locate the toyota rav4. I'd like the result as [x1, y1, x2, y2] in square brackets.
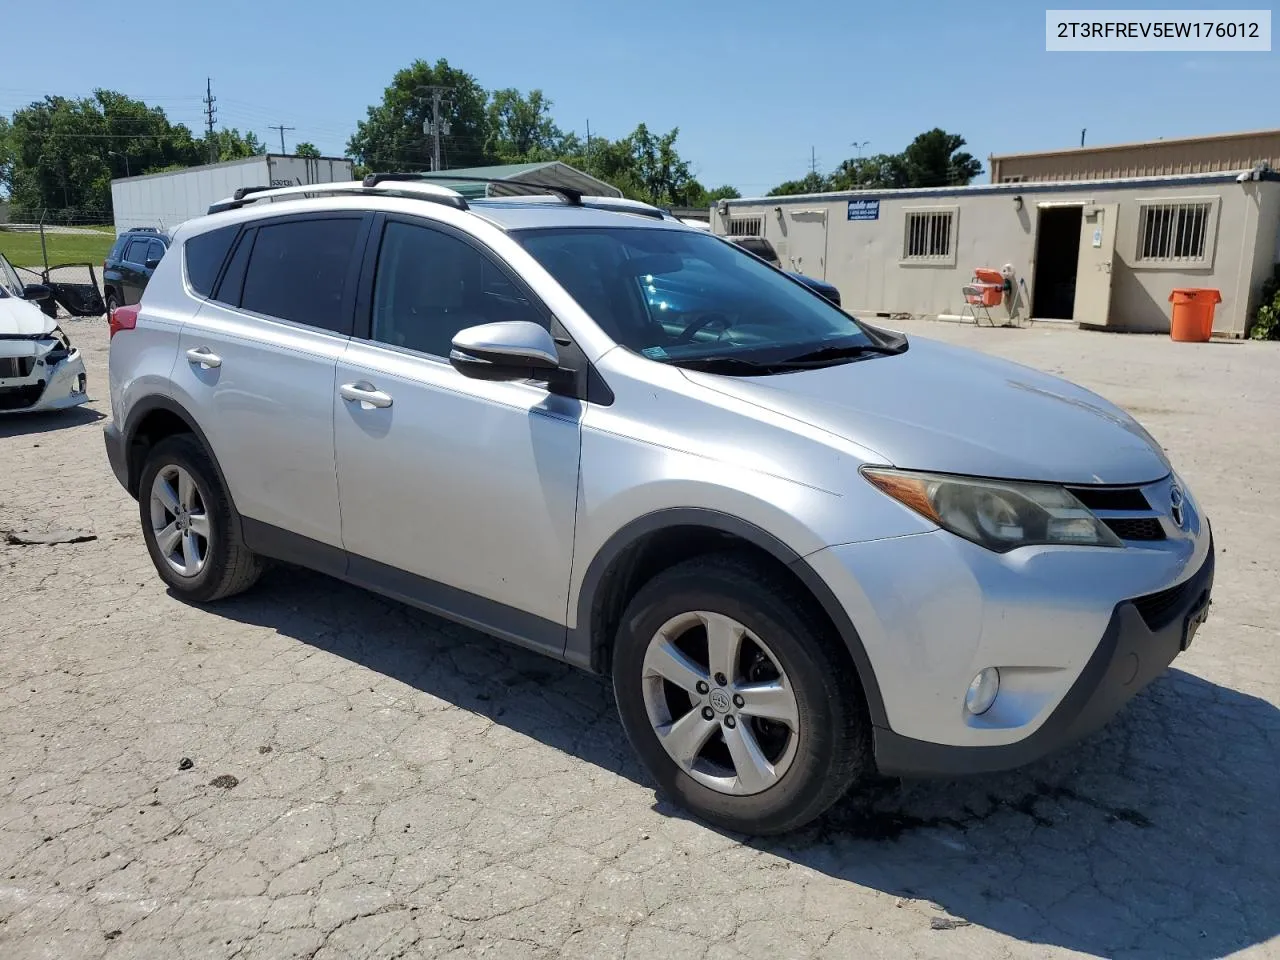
[103, 176, 1213, 834]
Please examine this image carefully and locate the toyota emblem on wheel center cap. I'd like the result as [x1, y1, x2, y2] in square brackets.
[708, 689, 731, 713]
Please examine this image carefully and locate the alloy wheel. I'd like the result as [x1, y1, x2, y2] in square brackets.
[148, 464, 210, 578]
[640, 610, 800, 795]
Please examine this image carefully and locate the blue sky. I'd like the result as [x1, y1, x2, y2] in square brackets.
[3, 0, 1275, 196]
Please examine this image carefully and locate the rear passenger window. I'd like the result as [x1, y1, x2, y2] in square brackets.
[124, 238, 150, 264]
[184, 226, 238, 297]
[239, 218, 361, 333]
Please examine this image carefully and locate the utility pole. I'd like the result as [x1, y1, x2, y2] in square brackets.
[586, 119, 592, 159]
[809, 146, 818, 175]
[417, 85, 453, 171]
[1080, 128, 1087, 147]
[203, 78, 218, 164]
[269, 123, 296, 155]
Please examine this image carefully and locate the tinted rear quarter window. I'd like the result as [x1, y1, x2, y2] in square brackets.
[184, 225, 239, 297]
[239, 218, 362, 333]
[124, 238, 150, 264]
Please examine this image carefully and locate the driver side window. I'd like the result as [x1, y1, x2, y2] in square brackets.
[370, 221, 547, 358]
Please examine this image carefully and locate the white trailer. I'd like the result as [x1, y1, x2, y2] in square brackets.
[110, 155, 354, 234]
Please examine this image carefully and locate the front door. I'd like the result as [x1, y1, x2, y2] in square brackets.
[333, 217, 581, 654]
[1072, 203, 1119, 325]
[785, 209, 829, 279]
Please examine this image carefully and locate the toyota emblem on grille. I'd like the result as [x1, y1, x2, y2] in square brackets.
[1170, 484, 1184, 527]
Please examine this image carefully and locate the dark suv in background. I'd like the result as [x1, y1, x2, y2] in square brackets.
[729, 236, 842, 307]
[103, 227, 170, 312]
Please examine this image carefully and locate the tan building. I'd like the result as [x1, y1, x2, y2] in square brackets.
[990, 129, 1280, 184]
[710, 171, 1280, 338]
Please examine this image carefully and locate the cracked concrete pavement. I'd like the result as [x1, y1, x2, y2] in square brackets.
[1, 316, 1276, 959]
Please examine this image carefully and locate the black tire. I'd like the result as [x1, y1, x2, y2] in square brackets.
[612, 552, 871, 835]
[137, 434, 262, 602]
[105, 291, 120, 316]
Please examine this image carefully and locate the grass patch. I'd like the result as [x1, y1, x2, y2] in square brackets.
[0, 229, 115, 270]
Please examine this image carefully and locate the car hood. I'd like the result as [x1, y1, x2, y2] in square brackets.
[0, 297, 57, 336]
[788, 273, 836, 292]
[681, 335, 1171, 485]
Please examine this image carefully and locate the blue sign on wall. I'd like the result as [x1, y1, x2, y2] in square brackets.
[847, 199, 880, 221]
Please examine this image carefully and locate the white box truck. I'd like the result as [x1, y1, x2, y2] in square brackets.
[110, 155, 354, 234]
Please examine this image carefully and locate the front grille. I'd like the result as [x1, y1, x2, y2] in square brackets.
[0, 356, 35, 379]
[1067, 486, 1151, 511]
[1103, 517, 1166, 541]
[1132, 566, 1209, 631]
[0, 382, 45, 410]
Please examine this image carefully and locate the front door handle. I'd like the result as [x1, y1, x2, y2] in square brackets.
[340, 381, 393, 409]
[186, 347, 222, 369]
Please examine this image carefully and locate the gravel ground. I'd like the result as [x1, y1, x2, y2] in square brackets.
[1, 316, 1276, 960]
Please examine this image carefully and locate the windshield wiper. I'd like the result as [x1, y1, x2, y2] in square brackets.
[780, 340, 905, 364]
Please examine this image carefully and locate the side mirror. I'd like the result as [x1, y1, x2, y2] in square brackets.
[144, 257, 162, 270]
[23, 283, 52, 301]
[449, 321, 561, 382]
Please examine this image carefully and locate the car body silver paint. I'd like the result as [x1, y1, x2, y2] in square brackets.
[108, 190, 1212, 753]
[334, 339, 581, 625]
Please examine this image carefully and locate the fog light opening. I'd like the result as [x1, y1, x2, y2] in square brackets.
[965, 667, 1000, 716]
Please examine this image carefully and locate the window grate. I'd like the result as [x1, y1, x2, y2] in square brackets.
[904, 210, 953, 260]
[1136, 201, 1212, 263]
[727, 217, 763, 237]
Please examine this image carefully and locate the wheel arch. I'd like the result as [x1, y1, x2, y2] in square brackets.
[570, 507, 888, 729]
[122, 396, 241, 530]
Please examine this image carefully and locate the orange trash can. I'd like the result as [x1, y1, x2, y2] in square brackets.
[1168, 288, 1221, 342]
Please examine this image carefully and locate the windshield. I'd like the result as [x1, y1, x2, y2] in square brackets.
[515, 227, 886, 367]
[0, 255, 24, 299]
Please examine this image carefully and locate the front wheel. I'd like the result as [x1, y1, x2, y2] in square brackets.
[612, 553, 871, 835]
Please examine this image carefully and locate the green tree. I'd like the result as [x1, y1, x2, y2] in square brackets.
[4, 90, 204, 220]
[899, 128, 982, 187]
[681, 181, 739, 208]
[294, 141, 321, 158]
[347, 59, 491, 171]
[829, 153, 907, 190]
[203, 127, 266, 162]
[485, 89, 561, 162]
[768, 171, 831, 196]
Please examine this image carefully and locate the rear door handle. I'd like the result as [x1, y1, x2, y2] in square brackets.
[186, 347, 222, 369]
[340, 381, 393, 409]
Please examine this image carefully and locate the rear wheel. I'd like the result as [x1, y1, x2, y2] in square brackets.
[612, 553, 870, 835]
[138, 434, 262, 602]
[104, 291, 120, 316]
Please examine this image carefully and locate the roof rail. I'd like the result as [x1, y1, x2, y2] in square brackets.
[368, 172, 584, 206]
[207, 179, 468, 215]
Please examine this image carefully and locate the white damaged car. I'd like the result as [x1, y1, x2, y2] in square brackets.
[0, 253, 88, 414]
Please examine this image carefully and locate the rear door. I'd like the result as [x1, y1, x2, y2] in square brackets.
[1072, 202, 1119, 325]
[120, 238, 151, 304]
[170, 213, 371, 554]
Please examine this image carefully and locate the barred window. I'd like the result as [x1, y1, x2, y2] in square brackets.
[903, 209, 956, 262]
[1136, 201, 1213, 263]
[727, 216, 763, 237]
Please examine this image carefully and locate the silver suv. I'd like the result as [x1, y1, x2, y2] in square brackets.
[104, 176, 1214, 835]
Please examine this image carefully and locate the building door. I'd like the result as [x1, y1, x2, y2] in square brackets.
[785, 209, 828, 279]
[1072, 203, 1119, 325]
[1031, 205, 1083, 320]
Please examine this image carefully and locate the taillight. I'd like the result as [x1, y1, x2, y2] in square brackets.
[109, 304, 139, 338]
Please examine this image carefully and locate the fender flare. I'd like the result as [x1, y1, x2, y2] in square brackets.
[572, 507, 888, 729]
[121, 395, 243, 533]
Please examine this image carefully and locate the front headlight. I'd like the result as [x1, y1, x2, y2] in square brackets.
[862, 468, 1122, 552]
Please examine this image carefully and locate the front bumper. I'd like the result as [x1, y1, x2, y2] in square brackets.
[874, 536, 1214, 776]
[0, 349, 88, 414]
